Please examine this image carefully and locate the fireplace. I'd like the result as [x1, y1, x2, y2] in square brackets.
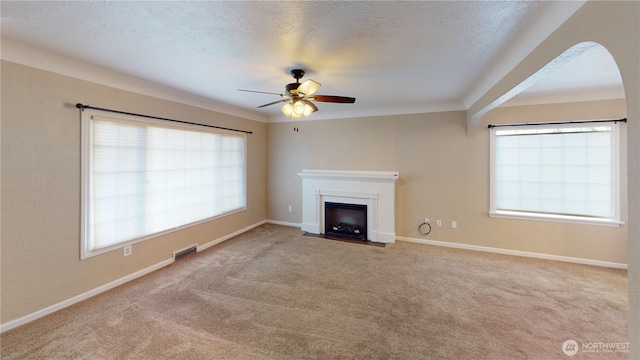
[298, 169, 399, 243]
[324, 202, 367, 240]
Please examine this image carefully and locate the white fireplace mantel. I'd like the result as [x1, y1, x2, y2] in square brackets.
[298, 169, 399, 243]
[298, 169, 399, 182]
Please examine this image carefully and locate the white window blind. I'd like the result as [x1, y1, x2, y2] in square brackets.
[490, 123, 620, 224]
[82, 110, 246, 258]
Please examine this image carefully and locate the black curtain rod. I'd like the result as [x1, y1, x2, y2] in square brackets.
[488, 118, 626, 129]
[76, 103, 253, 135]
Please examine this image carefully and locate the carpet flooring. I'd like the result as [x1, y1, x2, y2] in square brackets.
[1, 224, 628, 359]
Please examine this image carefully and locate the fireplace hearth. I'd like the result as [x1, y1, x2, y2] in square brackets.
[325, 202, 367, 240]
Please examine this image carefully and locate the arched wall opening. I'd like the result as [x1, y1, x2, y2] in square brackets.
[474, 41, 622, 126]
[466, 2, 639, 357]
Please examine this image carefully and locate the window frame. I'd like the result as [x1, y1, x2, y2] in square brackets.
[80, 108, 247, 259]
[489, 122, 623, 227]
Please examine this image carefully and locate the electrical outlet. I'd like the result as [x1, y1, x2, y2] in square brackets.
[452, 221, 457, 229]
[436, 220, 442, 227]
[288, 205, 293, 212]
[123, 245, 132, 257]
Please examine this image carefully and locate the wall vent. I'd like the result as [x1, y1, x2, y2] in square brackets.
[173, 245, 197, 261]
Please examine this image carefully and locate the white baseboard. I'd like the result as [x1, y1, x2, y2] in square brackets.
[396, 236, 628, 269]
[373, 231, 397, 243]
[197, 220, 267, 252]
[1, 219, 270, 334]
[0, 258, 174, 333]
[266, 219, 301, 228]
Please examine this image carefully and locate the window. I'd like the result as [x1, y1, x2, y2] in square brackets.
[81, 109, 246, 258]
[489, 122, 621, 225]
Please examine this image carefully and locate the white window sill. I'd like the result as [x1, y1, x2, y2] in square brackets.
[489, 210, 624, 227]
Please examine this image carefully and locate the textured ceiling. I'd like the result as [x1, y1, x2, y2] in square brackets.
[0, 1, 622, 122]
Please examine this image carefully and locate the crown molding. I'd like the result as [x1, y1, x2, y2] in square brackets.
[1, 38, 267, 123]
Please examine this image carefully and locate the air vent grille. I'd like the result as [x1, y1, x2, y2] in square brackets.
[174, 246, 197, 261]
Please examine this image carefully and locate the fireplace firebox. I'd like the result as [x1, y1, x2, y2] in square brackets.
[324, 202, 367, 240]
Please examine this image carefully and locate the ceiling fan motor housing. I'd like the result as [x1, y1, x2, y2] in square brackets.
[290, 69, 305, 80]
[286, 69, 306, 96]
[286, 82, 300, 96]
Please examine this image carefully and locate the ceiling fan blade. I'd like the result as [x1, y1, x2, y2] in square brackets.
[311, 95, 356, 103]
[238, 89, 285, 96]
[297, 79, 321, 96]
[257, 99, 289, 108]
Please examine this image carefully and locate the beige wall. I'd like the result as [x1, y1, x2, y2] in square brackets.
[267, 100, 628, 264]
[0, 60, 267, 324]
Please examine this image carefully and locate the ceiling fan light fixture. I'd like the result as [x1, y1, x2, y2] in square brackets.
[282, 100, 316, 119]
[301, 100, 318, 116]
[293, 100, 306, 116]
[281, 103, 295, 118]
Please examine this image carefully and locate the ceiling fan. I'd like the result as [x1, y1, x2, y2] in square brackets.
[239, 69, 356, 121]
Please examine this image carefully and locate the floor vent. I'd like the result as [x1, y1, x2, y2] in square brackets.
[174, 246, 197, 261]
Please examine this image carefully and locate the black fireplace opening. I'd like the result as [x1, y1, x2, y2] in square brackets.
[324, 202, 367, 241]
